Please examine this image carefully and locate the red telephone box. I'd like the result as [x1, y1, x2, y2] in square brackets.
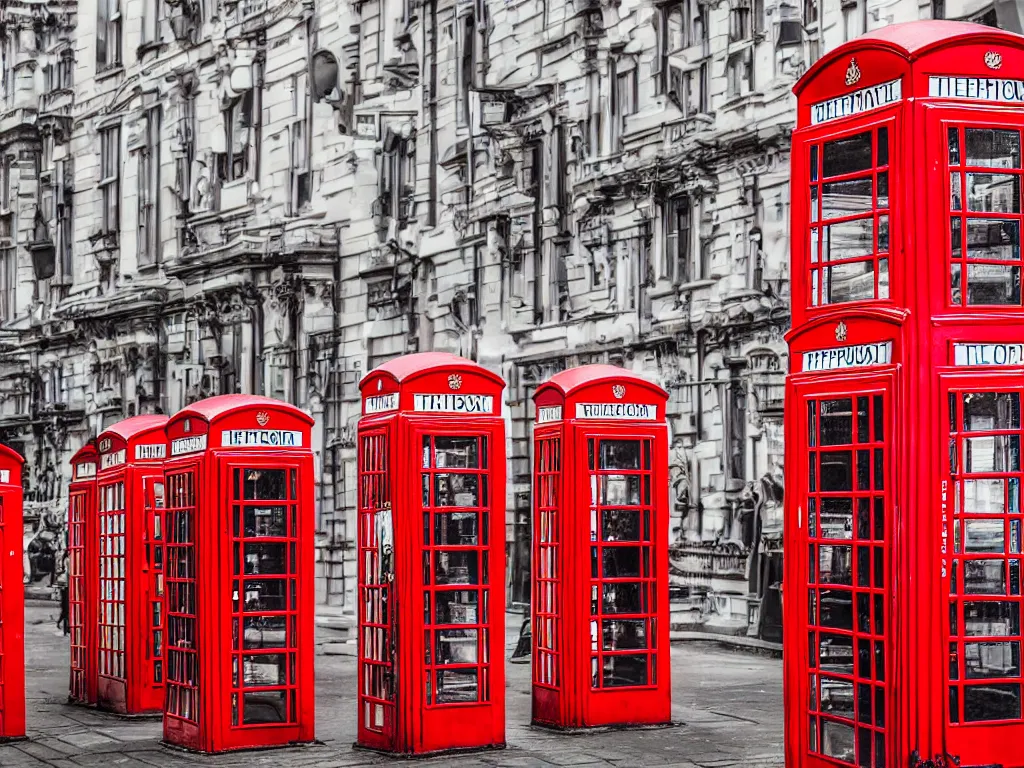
[530, 365, 671, 729]
[68, 440, 99, 706]
[161, 395, 315, 753]
[355, 352, 506, 755]
[787, 21, 1024, 768]
[95, 415, 169, 716]
[0, 444, 24, 741]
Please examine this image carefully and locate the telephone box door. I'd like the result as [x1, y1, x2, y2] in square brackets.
[143, 477, 166, 692]
[412, 425, 505, 752]
[938, 372, 1024, 765]
[0, 455, 24, 741]
[574, 427, 667, 721]
[787, 374, 895, 768]
[357, 426, 397, 750]
[218, 457, 309, 736]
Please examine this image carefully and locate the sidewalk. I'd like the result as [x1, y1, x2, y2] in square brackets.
[0, 603, 785, 768]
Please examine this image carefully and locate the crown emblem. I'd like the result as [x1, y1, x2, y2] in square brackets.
[985, 51, 1003, 70]
[448, 374, 463, 390]
[256, 411, 270, 427]
[845, 58, 861, 87]
[835, 322, 848, 342]
[612, 384, 626, 399]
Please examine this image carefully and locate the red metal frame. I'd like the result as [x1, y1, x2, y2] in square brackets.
[161, 394, 315, 753]
[68, 441, 99, 706]
[530, 365, 671, 729]
[788, 20, 1024, 768]
[0, 443, 25, 741]
[356, 352, 507, 756]
[95, 415, 169, 716]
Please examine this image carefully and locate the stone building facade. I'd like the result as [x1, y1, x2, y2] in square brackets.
[0, 0, 1013, 628]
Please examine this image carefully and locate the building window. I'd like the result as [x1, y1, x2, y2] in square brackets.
[658, 1, 707, 95]
[56, 159, 73, 288]
[804, 0, 818, 24]
[0, 209, 14, 322]
[611, 66, 637, 151]
[931, 0, 945, 18]
[142, 0, 162, 46]
[663, 196, 691, 285]
[138, 104, 161, 268]
[842, 0, 865, 40]
[727, 50, 753, 99]
[808, 126, 891, 306]
[379, 133, 415, 226]
[222, 90, 254, 182]
[727, 364, 747, 481]
[96, 0, 123, 71]
[949, 126, 1024, 307]
[290, 74, 311, 215]
[99, 125, 121, 237]
[729, 5, 750, 42]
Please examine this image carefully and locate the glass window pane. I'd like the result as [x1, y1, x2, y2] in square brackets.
[434, 512, 478, 546]
[966, 173, 1020, 214]
[965, 435, 1021, 473]
[821, 719, 856, 762]
[949, 127, 961, 165]
[433, 474, 479, 508]
[964, 601, 1021, 636]
[434, 550, 478, 585]
[963, 683, 1021, 721]
[821, 178, 872, 219]
[602, 619, 648, 650]
[436, 629, 478, 664]
[818, 545, 853, 585]
[243, 470, 287, 501]
[964, 559, 1007, 594]
[243, 690, 287, 724]
[598, 441, 641, 470]
[965, 219, 1020, 261]
[602, 509, 640, 541]
[435, 590, 478, 624]
[602, 654, 648, 687]
[963, 393, 1021, 432]
[244, 506, 287, 538]
[965, 128, 1021, 169]
[964, 642, 1021, 679]
[823, 132, 873, 178]
[819, 400, 852, 445]
[243, 543, 287, 575]
[436, 669, 478, 703]
[819, 452, 853, 492]
[964, 519, 1007, 554]
[966, 263, 1021, 305]
[819, 499, 853, 540]
[824, 260, 876, 304]
[823, 219, 873, 262]
[242, 653, 287, 686]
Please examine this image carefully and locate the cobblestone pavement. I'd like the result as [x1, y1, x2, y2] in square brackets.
[0, 603, 784, 768]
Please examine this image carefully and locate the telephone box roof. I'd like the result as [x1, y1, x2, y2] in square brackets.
[535, 365, 669, 400]
[98, 414, 168, 443]
[172, 394, 314, 427]
[794, 20, 1024, 96]
[361, 352, 504, 388]
[70, 439, 97, 464]
[0, 442, 24, 467]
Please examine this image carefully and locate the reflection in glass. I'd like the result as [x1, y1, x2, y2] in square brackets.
[434, 550, 478, 585]
[963, 683, 1021, 721]
[822, 219, 873, 261]
[243, 470, 287, 501]
[436, 669, 478, 703]
[819, 589, 853, 631]
[964, 479, 1007, 514]
[602, 546, 641, 578]
[964, 219, 1021, 261]
[964, 641, 1020, 679]
[963, 559, 1007, 594]
[434, 512, 478, 546]
[599, 441, 642, 470]
[433, 474, 479, 508]
[819, 677, 855, 719]
[819, 452, 853, 492]
[965, 264, 1021, 305]
[824, 261, 876, 304]
[243, 616, 287, 649]
[819, 400, 853, 446]
[602, 583, 644, 614]
[821, 720, 856, 762]
[821, 179, 872, 219]
[242, 653, 287, 686]
[243, 580, 287, 612]
[819, 633, 854, 674]
[243, 543, 287, 575]
[436, 629, 478, 665]
[966, 173, 1020, 214]
[823, 132, 872, 178]
[819, 499, 853, 540]
[964, 519, 1007, 554]
[818, 545, 853, 585]
[963, 393, 1021, 432]
[435, 590, 478, 624]
[243, 690, 286, 724]
[965, 435, 1020, 473]
[602, 509, 640, 541]
[964, 601, 1020, 636]
[244, 506, 287, 538]
[965, 128, 1021, 169]
[601, 475, 640, 506]
[602, 655, 648, 687]
[602, 620, 648, 650]
[430, 437, 480, 469]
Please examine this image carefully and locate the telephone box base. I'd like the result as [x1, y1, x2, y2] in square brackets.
[0, 736, 27, 744]
[530, 720, 681, 734]
[162, 739, 320, 756]
[353, 741, 507, 760]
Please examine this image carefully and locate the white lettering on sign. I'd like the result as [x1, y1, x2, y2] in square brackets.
[101, 450, 127, 470]
[954, 343, 1024, 366]
[364, 393, 399, 414]
[575, 403, 659, 421]
[537, 406, 563, 424]
[0, 469, 9, 484]
[98, 438, 112, 453]
[810, 79, 902, 126]
[171, 435, 208, 456]
[221, 430, 303, 448]
[75, 462, 97, 480]
[802, 342, 892, 372]
[930, 76, 1024, 104]
[135, 443, 166, 461]
[412, 394, 495, 414]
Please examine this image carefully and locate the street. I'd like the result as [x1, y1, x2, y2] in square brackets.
[0, 603, 784, 768]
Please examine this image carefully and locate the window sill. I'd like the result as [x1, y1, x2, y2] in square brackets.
[95, 66, 125, 83]
[136, 41, 166, 58]
[677, 278, 717, 293]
